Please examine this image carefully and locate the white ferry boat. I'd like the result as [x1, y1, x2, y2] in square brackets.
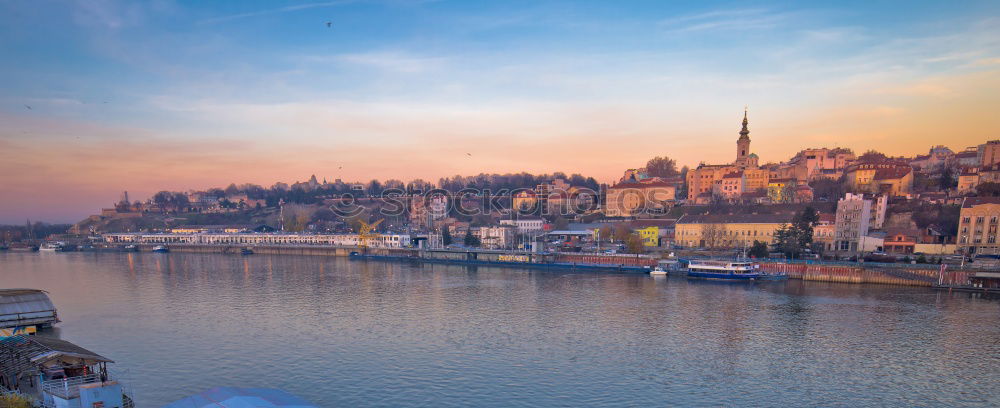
[38, 241, 66, 252]
[685, 260, 786, 281]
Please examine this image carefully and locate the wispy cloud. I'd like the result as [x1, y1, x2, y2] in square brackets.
[658, 8, 790, 33]
[330, 51, 449, 73]
[198, 1, 357, 25]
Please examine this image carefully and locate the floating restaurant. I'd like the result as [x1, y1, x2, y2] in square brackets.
[0, 335, 135, 407]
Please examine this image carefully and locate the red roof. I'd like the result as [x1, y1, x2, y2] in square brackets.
[609, 180, 678, 189]
[873, 166, 911, 180]
[963, 197, 1000, 208]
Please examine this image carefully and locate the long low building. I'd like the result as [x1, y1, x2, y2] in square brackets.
[674, 213, 795, 249]
[102, 232, 442, 249]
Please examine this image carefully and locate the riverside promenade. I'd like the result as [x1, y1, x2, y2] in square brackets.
[104, 240, 989, 288]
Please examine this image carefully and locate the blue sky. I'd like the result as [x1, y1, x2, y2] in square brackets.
[1, 0, 999, 222]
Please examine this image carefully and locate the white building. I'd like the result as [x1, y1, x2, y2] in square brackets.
[500, 217, 545, 235]
[835, 193, 872, 252]
[474, 226, 515, 249]
[103, 232, 442, 249]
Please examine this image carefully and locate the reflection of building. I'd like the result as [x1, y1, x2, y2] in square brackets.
[674, 213, 794, 248]
[958, 197, 1000, 256]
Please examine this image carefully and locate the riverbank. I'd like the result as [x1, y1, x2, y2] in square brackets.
[89, 243, 971, 288]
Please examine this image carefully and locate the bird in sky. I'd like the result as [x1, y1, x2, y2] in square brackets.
[24, 104, 31, 110]
[466, 153, 472, 156]
[325, 21, 332, 28]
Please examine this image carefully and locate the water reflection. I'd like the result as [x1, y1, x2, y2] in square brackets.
[0, 252, 997, 407]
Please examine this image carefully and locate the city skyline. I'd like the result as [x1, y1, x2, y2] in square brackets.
[2, 0, 1000, 223]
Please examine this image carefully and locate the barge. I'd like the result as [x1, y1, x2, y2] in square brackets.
[349, 252, 654, 273]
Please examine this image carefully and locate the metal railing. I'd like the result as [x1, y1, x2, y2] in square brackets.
[41, 373, 103, 399]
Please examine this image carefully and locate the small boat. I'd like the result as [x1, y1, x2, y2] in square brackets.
[8, 243, 39, 252]
[685, 260, 786, 281]
[649, 266, 668, 276]
[38, 242, 66, 252]
[240, 248, 254, 255]
[123, 244, 139, 252]
[152, 245, 170, 253]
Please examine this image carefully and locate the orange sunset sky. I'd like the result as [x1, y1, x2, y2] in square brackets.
[1, 1, 999, 223]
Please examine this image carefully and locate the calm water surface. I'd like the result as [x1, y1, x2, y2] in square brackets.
[1, 252, 998, 407]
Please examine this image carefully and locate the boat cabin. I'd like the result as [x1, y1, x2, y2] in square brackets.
[687, 260, 759, 274]
[0, 335, 133, 407]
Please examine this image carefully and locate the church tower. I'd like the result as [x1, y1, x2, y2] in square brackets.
[736, 109, 751, 166]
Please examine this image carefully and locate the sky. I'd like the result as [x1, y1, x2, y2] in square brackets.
[1, 0, 999, 223]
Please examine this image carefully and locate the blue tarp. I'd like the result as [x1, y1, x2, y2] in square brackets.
[161, 387, 317, 408]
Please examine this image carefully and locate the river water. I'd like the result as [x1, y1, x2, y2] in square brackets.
[1, 252, 998, 407]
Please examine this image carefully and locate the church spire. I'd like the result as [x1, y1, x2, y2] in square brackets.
[739, 107, 750, 141]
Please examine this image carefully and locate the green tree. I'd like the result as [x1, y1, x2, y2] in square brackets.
[748, 240, 769, 259]
[612, 224, 632, 242]
[442, 227, 453, 246]
[552, 216, 570, 230]
[939, 166, 957, 190]
[598, 225, 613, 242]
[774, 207, 820, 258]
[977, 182, 1000, 197]
[625, 233, 645, 254]
[858, 150, 888, 163]
[644, 156, 678, 178]
[463, 230, 480, 247]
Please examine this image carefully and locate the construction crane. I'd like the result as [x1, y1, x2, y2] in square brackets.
[357, 219, 384, 251]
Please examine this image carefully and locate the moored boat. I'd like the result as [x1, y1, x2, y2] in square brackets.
[240, 247, 254, 255]
[649, 266, 668, 276]
[152, 245, 170, 253]
[0, 335, 135, 407]
[685, 260, 786, 281]
[39, 241, 67, 252]
[7, 243, 38, 252]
